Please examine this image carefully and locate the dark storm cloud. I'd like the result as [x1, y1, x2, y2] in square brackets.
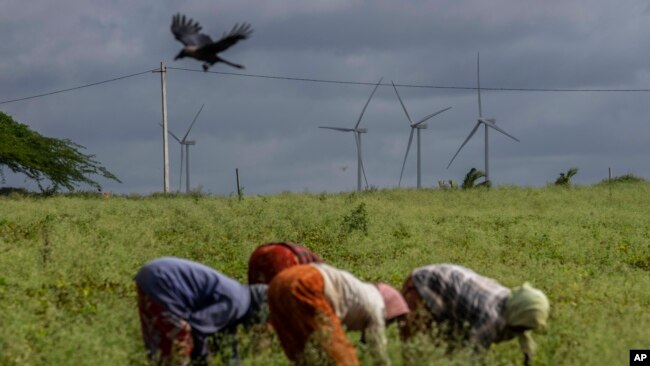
[2, 0, 649, 194]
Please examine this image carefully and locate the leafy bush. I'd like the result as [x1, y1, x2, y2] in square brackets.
[600, 173, 646, 184]
[555, 168, 578, 186]
[341, 202, 369, 235]
[462, 168, 491, 189]
[0, 186, 30, 197]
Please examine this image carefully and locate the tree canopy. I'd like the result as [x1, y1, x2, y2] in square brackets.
[0, 111, 120, 192]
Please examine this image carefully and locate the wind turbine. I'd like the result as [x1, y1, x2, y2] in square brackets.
[392, 81, 451, 188]
[161, 104, 204, 193]
[319, 78, 383, 191]
[446, 54, 519, 183]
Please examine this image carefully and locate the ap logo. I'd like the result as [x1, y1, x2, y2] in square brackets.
[631, 350, 650, 365]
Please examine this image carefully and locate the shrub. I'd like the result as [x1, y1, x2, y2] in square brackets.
[601, 174, 646, 184]
[341, 202, 369, 235]
[462, 168, 491, 189]
[555, 168, 578, 186]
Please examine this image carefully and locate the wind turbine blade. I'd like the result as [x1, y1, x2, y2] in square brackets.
[182, 104, 205, 142]
[159, 123, 182, 143]
[477, 52, 482, 118]
[169, 131, 182, 143]
[391, 81, 412, 124]
[354, 133, 369, 189]
[398, 128, 415, 187]
[413, 106, 452, 127]
[483, 119, 520, 142]
[319, 126, 355, 132]
[446, 122, 481, 169]
[355, 77, 383, 129]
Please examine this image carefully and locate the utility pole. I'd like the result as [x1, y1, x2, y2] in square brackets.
[157, 61, 170, 193]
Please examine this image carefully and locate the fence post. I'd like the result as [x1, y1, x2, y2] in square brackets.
[236, 168, 242, 200]
[608, 167, 612, 198]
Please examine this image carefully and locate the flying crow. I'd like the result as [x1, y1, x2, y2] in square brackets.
[171, 13, 253, 71]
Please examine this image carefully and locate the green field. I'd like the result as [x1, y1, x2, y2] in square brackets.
[1, 183, 649, 365]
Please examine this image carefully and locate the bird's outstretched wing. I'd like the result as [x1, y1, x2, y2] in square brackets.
[171, 13, 212, 47]
[204, 23, 253, 54]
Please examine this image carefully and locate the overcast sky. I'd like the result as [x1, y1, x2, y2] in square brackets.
[2, 1, 649, 195]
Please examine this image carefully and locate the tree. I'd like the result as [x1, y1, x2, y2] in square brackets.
[0, 111, 120, 193]
[462, 167, 491, 189]
[554, 168, 578, 186]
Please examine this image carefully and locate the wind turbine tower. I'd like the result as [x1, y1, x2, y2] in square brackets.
[392, 81, 451, 188]
[447, 54, 519, 183]
[162, 104, 205, 193]
[319, 78, 383, 191]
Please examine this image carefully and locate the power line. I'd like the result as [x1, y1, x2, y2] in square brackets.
[0, 69, 157, 105]
[167, 66, 650, 93]
[3, 65, 650, 107]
